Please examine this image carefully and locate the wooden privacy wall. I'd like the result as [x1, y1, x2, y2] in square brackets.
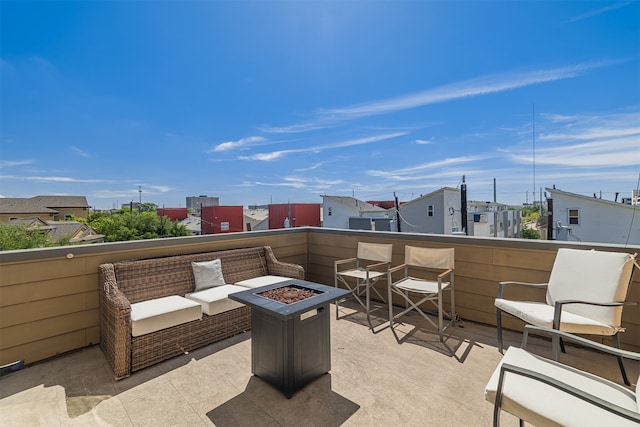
[306, 228, 640, 352]
[1, 226, 638, 367]
[0, 230, 307, 366]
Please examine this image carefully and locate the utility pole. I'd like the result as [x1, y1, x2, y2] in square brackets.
[461, 175, 468, 235]
[138, 185, 142, 212]
[394, 192, 401, 232]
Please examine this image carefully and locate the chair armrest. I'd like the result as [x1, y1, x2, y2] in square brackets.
[552, 300, 636, 329]
[335, 257, 357, 267]
[438, 269, 453, 279]
[98, 263, 132, 379]
[522, 325, 640, 362]
[497, 281, 548, 298]
[389, 264, 405, 274]
[366, 260, 390, 272]
[495, 362, 640, 424]
[264, 247, 305, 279]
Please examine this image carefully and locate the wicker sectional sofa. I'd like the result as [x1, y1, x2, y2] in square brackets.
[98, 246, 304, 379]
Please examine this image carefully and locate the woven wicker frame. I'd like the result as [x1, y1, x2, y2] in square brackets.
[99, 246, 304, 379]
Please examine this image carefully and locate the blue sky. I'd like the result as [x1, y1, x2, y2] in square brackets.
[1, 1, 639, 210]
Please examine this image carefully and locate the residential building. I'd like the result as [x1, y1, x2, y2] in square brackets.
[467, 201, 521, 238]
[268, 203, 321, 229]
[0, 195, 90, 222]
[186, 195, 219, 212]
[397, 187, 463, 235]
[179, 215, 202, 235]
[44, 220, 104, 244]
[157, 208, 189, 221]
[202, 205, 244, 234]
[321, 196, 389, 230]
[244, 207, 269, 231]
[6, 217, 103, 244]
[547, 187, 640, 245]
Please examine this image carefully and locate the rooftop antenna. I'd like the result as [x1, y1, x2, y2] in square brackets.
[532, 103, 536, 207]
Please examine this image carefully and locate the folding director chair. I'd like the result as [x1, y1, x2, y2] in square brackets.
[335, 242, 393, 330]
[388, 246, 456, 341]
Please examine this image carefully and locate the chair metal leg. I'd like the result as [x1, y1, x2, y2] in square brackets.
[612, 334, 631, 386]
[438, 290, 444, 342]
[365, 281, 373, 330]
[496, 308, 504, 354]
[559, 337, 566, 354]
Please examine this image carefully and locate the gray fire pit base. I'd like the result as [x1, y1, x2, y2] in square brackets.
[251, 302, 330, 398]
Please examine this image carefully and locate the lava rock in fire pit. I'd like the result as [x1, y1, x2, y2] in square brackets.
[258, 286, 320, 304]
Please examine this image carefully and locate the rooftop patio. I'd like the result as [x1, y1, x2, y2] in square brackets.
[1, 300, 638, 426]
[1, 227, 638, 425]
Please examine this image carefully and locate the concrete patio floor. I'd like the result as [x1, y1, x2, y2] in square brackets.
[1, 302, 638, 426]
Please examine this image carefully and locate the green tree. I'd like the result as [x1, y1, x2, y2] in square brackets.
[139, 202, 157, 212]
[88, 210, 188, 242]
[0, 224, 52, 250]
[521, 226, 540, 239]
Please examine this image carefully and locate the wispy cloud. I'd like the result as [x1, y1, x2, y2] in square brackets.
[294, 162, 326, 172]
[413, 139, 433, 145]
[566, 1, 633, 23]
[0, 159, 33, 167]
[510, 137, 639, 167]
[70, 146, 90, 157]
[260, 61, 623, 134]
[240, 132, 406, 161]
[258, 123, 331, 134]
[367, 154, 489, 180]
[253, 176, 345, 192]
[209, 136, 266, 152]
[0, 175, 114, 183]
[507, 110, 640, 167]
[318, 62, 620, 120]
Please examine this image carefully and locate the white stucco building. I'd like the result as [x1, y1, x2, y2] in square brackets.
[466, 201, 521, 238]
[397, 187, 463, 235]
[321, 196, 390, 230]
[547, 188, 640, 245]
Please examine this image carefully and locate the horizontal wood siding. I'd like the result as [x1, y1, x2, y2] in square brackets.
[307, 228, 640, 352]
[0, 230, 307, 366]
[1, 227, 638, 367]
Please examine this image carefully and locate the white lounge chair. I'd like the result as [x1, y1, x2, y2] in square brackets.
[495, 248, 637, 385]
[485, 325, 640, 426]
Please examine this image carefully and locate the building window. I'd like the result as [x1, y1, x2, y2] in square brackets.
[568, 209, 579, 225]
[427, 205, 434, 217]
[64, 214, 73, 220]
[328, 207, 332, 216]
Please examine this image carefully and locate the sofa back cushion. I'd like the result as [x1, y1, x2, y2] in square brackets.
[113, 247, 270, 304]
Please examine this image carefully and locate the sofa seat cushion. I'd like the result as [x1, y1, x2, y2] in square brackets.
[130, 295, 202, 337]
[235, 275, 291, 289]
[186, 284, 248, 316]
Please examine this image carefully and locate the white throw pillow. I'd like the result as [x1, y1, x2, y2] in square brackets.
[192, 259, 226, 291]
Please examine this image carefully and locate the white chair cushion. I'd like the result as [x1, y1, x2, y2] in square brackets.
[485, 347, 639, 426]
[494, 298, 618, 336]
[393, 276, 450, 294]
[546, 249, 633, 327]
[337, 267, 386, 280]
[130, 295, 202, 337]
[186, 284, 247, 316]
[235, 275, 291, 289]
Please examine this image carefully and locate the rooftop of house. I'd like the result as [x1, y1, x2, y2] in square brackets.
[0, 195, 90, 214]
[322, 195, 387, 213]
[1, 304, 636, 426]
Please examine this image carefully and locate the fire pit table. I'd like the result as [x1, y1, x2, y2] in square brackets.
[229, 279, 350, 398]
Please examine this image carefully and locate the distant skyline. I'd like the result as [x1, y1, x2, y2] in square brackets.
[1, 1, 639, 210]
